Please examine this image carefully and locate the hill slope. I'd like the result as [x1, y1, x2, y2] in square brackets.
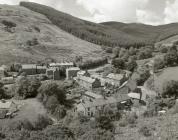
[20, 2, 178, 48]
[0, 5, 103, 65]
[102, 22, 178, 43]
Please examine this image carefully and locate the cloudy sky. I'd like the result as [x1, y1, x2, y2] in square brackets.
[0, 0, 178, 25]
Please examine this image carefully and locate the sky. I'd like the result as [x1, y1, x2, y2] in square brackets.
[0, 0, 177, 25]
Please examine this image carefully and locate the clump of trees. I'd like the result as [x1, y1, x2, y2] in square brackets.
[162, 80, 178, 98]
[78, 57, 108, 69]
[37, 81, 67, 119]
[0, 82, 6, 99]
[13, 76, 41, 99]
[2, 20, 16, 32]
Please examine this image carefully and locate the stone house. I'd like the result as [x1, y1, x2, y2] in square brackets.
[1, 77, 15, 85]
[46, 68, 60, 80]
[0, 100, 17, 119]
[77, 70, 90, 78]
[66, 67, 80, 80]
[105, 73, 126, 87]
[77, 76, 101, 90]
[49, 62, 74, 69]
[21, 64, 46, 75]
[74, 94, 130, 117]
[81, 91, 103, 101]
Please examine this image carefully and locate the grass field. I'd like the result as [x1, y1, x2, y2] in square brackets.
[154, 66, 178, 93]
[0, 98, 47, 128]
[115, 113, 178, 140]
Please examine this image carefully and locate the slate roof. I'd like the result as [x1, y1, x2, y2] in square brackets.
[79, 76, 96, 84]
[0, 100, 14, 109]
[49, 62, 74, 67]
[22, 64, 46, 69]
[128, 92, 141, 100]
[83, 91, 102, 99]
[66, 67, 80, 71]
[82, 94, 130, 108]
[107, 73, 124, 81]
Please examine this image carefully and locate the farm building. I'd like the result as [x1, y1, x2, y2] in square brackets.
[77, 70, 90, 78]
[81, 91, 103, 101]
[66, 67, 80, 80]
[77, 76, 101, 90]
[21, 64, 47, 75]
[0, 100, 17, 119]
[46, 68, 60, 80]
[74, 94, 130, 117]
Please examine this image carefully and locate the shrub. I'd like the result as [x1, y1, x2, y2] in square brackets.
[8, 119, 34, 131]
[26, 38, 39, 46]
[2, 20, 16, 28]
[112, 58, 125, 69]
[162, 80, 178, 98]
[33, 115, 52, 130]
[139, 126, 152, 137]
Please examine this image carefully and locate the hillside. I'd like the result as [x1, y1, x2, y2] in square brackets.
[102, 22, 178, 44]
[20, 2, 178, 48]
[0, 5, 104, 65]
[20, 2, 155, 48]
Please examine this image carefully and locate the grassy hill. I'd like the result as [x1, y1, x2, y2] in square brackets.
[0, 5, 104, 65]
[102, 22, 178, 44]
[20, 2, 178, 48]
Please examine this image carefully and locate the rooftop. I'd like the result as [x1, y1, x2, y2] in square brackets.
[83, 91, 102, 99]
[128, 92, 141, 100]
[79, 76, 96, 84]
[0, 100, 14, 109]
[49, 62, 74, 67]
[22, 64, 47, 69]
[66, 67, 80, 71]
[107, 73, 124, 81]
[82, 94, 130, 108]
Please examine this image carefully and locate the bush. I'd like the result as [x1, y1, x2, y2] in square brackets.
[154, 58, 165, 71]
[8, 119, 34, 131]
[26, 38, 39, 46]
[2, 20, 16, 28]
[112, 58, 125, 69]
[139, 126, 152, 137]
[162, 80, 178, 98]
[33, 115, 52, 130]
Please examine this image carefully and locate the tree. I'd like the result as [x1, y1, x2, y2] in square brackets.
[119, 48, 127, 58]
[162, 80, 178, 98]
[153, 58, 165, 71]
[95, 115, 114, 131]
[0, 82, 5, 99]
[38, 81, 66, 105]
[129, 46, 136, 56]
[136, 70, 150, 86]
[126, 59, 137, 72]
[112, 58, 125, 69]
[164, 50, 178, 66]
[14, 77, 41, 99]
[112, 47, 120, 58]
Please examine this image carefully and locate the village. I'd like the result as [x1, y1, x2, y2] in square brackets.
[0, 57, 158, 120]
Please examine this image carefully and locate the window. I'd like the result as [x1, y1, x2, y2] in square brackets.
[88, 107, 90, 111]
[88, 112, 90, 116]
